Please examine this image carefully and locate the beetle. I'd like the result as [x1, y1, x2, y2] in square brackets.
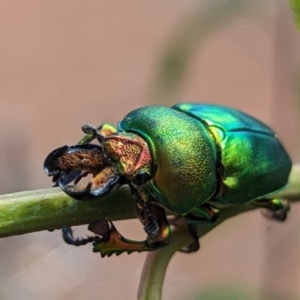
[44, 103, 292, 257]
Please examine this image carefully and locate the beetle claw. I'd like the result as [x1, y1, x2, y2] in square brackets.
[261, 208, 288, 222]
[62, 226, 96, 246]
[179, 240, 200, 253]
[253, 198, 290, 222]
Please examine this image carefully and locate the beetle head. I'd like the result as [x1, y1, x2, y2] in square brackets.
[103, 132, 152, 185]
[44, 125, 153, 198]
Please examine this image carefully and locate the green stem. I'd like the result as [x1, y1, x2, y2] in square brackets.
[0, 165, 299, 238]
[138, 218, 193, 300]
[0, 187, 134, 237]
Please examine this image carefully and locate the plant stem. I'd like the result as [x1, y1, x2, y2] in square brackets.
[138, 218, 193, 300]
[1, 166, 299, 238]
[0, 187, 134, 237]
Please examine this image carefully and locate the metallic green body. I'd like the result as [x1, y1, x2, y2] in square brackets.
[119, 106, 217, 214]
[173, 103, 292, 204]
[119, 103, 292, 214]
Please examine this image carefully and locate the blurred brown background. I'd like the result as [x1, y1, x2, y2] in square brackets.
[0, 0, 299, 299]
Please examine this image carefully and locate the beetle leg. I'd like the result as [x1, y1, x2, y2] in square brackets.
[89, 220, 152, 257]
[90, 214, 169, 257]
[178, 223, 200, 253]
[179, 203, 220, 253]
[251, 198, 290, 221]
[90, 186, 170, 257]
[186, 203, 220, 223]
[168, 216, 200, 252]
[129, 184, 160, 236]
[132, 186, 170, 248]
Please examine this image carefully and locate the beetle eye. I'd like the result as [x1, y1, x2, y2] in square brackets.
[133, 170, 150, 185]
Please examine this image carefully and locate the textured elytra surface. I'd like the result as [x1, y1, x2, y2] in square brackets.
[173, 103, 292, 204]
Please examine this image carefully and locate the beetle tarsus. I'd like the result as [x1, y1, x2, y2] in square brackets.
[180, 240, 200, 253]
[179, 223, 200, 253]
[261, 208, 288, 222]
[252, 198, 290, 222]
[176, 204, 220, 253]
[144, 219, 159, 236]
[62, 226, 96, 246]
[130, 184, 160, 236]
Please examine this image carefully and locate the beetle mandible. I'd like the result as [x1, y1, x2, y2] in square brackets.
[44, 103, 292, 257]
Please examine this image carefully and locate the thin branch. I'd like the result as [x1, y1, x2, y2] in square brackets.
[0, 187, 134, 237]
[138, 218, 193, 300]
[0, 166, 299, 239]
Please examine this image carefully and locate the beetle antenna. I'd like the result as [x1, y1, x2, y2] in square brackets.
[82, 123, 104, 143]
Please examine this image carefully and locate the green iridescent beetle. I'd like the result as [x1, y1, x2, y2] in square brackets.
[44, 103, 292, 256]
